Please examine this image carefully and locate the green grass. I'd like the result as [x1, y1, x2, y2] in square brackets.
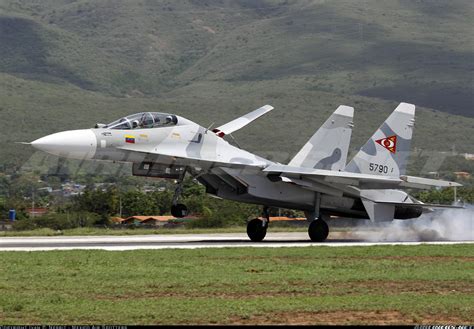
[0, 225, 309, 237]
[0, 245, 472, 324]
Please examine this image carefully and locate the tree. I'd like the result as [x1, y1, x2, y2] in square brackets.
[73, 186, 119, 223]
[121, 190, 157, 217]
[150, 190, 173, 215]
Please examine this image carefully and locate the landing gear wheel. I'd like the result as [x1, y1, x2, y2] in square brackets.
[308, 219, 329, 242]
[247, 218, 267, 242]
[171, 204, 188, 218]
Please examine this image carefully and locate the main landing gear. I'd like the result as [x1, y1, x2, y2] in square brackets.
[306, 192, 329, 242]
[170, 169, 189, 218]
[307, 214, 329, 242]
[246, 206, 270, 242]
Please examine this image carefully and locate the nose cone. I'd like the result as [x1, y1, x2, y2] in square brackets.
[32, 129, 97, 160]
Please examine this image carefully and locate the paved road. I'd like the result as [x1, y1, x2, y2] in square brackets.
[0, 232, 472, 251]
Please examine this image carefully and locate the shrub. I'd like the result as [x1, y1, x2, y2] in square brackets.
[13, 212, 101, 231]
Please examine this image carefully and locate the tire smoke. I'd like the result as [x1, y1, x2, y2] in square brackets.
[351, 205, 474, 242]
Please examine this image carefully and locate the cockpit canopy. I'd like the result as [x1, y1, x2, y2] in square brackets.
[105, 112, 178, 130]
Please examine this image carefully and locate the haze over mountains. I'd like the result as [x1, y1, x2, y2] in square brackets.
[0, 0, 473, 169]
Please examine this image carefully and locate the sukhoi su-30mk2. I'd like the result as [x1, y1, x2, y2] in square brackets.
[30, 103, 461, 242]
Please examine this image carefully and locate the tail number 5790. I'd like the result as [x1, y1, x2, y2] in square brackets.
[369, 163, 391, 174]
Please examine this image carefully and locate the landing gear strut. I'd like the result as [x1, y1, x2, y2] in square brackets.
[170, 168, 188, 218]
[246, 206, 270, 242]
[306, 192, 330, 242]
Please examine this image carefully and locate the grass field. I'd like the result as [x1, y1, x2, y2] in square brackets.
[0, 245, 472, 325]
[0, 225, 310, 237]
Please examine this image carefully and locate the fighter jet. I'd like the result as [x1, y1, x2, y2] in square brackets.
[30, 103, 461, 242]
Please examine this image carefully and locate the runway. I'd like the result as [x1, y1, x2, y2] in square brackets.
[0, 232, 472, 251]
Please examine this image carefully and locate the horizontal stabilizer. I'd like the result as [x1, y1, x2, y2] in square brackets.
[370, 201, 465, 209]
[400, 175, 462, 189]
[213, 105, 273, 137]
[362, 200, 395, 222]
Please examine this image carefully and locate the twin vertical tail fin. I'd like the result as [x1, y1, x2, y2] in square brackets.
[288, 105, 354, 171]
[345, 102, 416, 222]
[344, 103, 415, 177]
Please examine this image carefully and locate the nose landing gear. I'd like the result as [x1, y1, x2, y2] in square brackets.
[170, 168, 189, 218]
[171, 203, 189, 218]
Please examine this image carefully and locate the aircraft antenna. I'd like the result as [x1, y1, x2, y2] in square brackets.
[229, 133, 242, 149]
[205, 122, 215, 134]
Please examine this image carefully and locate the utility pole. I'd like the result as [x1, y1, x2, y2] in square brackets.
[31, 188, 35, 218]
[118, 181, 123, 218]
[119, 194, 123, 218]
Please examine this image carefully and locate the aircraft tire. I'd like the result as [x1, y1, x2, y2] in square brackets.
[247, 218, 267, 242]
[171, 204, 188, 218]
[308, 219, 329, 242]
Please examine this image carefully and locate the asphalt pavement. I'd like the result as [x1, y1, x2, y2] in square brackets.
[0, 232, 472, 251]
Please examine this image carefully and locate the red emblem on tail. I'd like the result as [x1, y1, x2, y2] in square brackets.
[375, 135, 397, 153]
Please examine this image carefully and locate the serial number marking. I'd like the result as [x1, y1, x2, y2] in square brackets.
[369, 162, 393, 174]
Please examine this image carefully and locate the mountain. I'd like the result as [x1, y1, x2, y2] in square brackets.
[0, 0, 472, 171]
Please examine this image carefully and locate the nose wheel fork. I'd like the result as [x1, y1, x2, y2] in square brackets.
[170, 168, 189, 218]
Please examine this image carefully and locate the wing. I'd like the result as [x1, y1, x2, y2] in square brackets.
[212, 105, 273, 137]
[263, 164, 462, 189]
[118, 144, 269, 170]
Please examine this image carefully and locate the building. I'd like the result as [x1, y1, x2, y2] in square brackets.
[454, 171, 471, 179]
[465, 153, 474, 161]
[263, 216, 306, 222]
[113, 215, 187, 227]
[111, 215, 309, 229]
[26, 207, 48, 217]
[122, 215, 175, 226]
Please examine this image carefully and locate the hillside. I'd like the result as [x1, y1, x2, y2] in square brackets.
[0, 0, 472, 172]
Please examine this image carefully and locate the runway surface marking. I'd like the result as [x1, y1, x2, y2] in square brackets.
[0, 232, 472, 251]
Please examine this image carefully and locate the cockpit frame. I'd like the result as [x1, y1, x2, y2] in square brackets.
[105, 112, 178, 130]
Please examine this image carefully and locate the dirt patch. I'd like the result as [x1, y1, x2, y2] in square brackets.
[336, 280, 473, 296]
[201, 26, 216, 34]
[94, 290, 308, 300]
[229, 310, 467, 325]
[277, 279, 473, 297]
[332, 255, 474, 262]
[224, 255, 474, 263]
[93, 280, 472, 300]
